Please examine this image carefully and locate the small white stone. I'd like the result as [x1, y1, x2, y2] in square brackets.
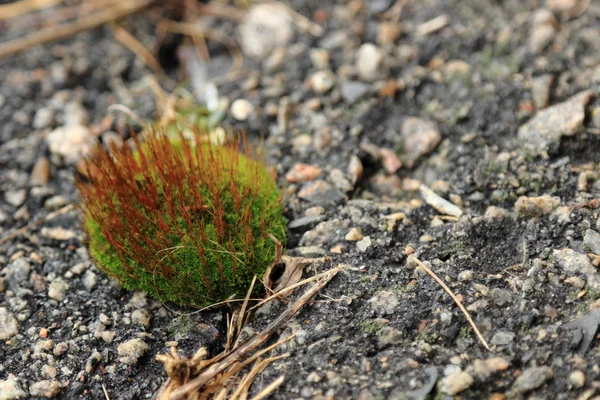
[0, 308, 19, 340]
[356, 236, 372, 252]
[310, 70, 336, 94]
[230, 99, 254, 121]
[0, 377, 27, 400]
[356, 43, 384, 82]
[345, 227, 364, 241]
[117, 338, 150, 365]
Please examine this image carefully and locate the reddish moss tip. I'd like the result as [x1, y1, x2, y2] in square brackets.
[77, 129, 287, 307]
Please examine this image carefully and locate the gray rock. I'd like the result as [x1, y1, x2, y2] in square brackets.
[5, 258, 31, 288]
[298, 180, 344, 205]
[377, 326, 403, 346]
[0, 308, 19, 340]
[400, 118, 442, 168]
[491, 330, 515, 345]
[553, 248, 596, 276]
[489, 288, 513, 307]
[356, 236, 372, 252]
[563, 309, 600, 354]
[340, 81, 369, 104]
[48, 278, 69, 301]
[369, 291, 399, 315]
[118, 338, 150, 365]
[517, 90, 595, 155]
[511, 366, 553, 394]
[0, 378, 27, 400]
[583, 229, 600, 254]
[81, 270, 97, 291]
[300, 219, 350, 247]
[288, 215, 325, 230]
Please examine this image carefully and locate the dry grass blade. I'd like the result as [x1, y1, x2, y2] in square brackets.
[158, 265, 342, 400]
[250, 375, 284, 400]
[109, 21, 167, 78]
[0, 0, 154, 60]
[0, 0, 62, 20]
[0, 203, 75, 245]
[409, 256, 490, 350]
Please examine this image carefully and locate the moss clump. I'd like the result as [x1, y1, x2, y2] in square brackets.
[77, 130, 287, 308]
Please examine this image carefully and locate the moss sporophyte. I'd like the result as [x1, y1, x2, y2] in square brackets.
[76, 129, 287, 308]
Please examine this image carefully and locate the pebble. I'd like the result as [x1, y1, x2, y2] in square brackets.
[529, 23, 556, 53]
[484, 206, 508, 220]
[230, 99, 254, 121]
[329, 169, 353, 192]
[377, 22, 402, 45]
[472, 357, 510, 380]
[377, 326, 403, 346]
[356, 236, 372, 252]
[44, 195, 67, 211]
[420, 184, 463, 217]
[0, 308, 19, 340]
[457, 270, 473, 282]
[81, 270, 97, 291]
[47, 125, 95, 164]
[531, 74, 554, 109]
[48, 278, 69, 301]
[553, 248, 596, 276]
[53, 342, 68, 356]
[41, 227, 77, 241]
[440, 371, 474, 395]
[33, 107, 54, 129]
[298, 180, 344, 205]
[29, 380, 61, 398]
[309, 48, 330, 70]
[491, 330, 515, 346]
[238, 3, 293, 59]
[347, 155, 364, 186]
[300, 219, 350, 247]
[286, 163, 322, 183]
[357, 43, 384, 82]
[5, 258, 31, 289]
[511, 366, 553, 394]
[401, 117, 442, 168]
[0, 377, 27, 399]
[514, 195, 560, 217]
[489, 288, 513, 307]
[517, 90, 595, 155]
[584, 229, 600, 254]
[96, 330, 115, 343]
[310, 70, 336, 94]
[30, 157, 51, 186]
[288, 215, 325, 230]
[4, 189, 26, 208]
[380, 148, 402, 174]
[569, 370, 585, 388]
[132, 309, 151, 330]
[64, 101, 89, 126]
[340, 81, 369, 104]
[41, 365, 57, 379]
[117, 338, 150, 365]
[345, 227, 364, 241]
[368, 291, 399, 315]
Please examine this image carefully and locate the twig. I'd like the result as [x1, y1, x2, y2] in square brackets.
[102, 383, 111, 400]
[165, 265, 341, 399]
[0, 203, 76, 245]
[409, 256, 490, 350]
[0, 0, 155, 60]
[0, 0, 62, 21]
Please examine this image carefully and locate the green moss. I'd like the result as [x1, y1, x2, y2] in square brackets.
[79, 131, 287, 308]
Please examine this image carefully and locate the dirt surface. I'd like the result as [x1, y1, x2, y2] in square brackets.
[2, 0, 600, 399]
